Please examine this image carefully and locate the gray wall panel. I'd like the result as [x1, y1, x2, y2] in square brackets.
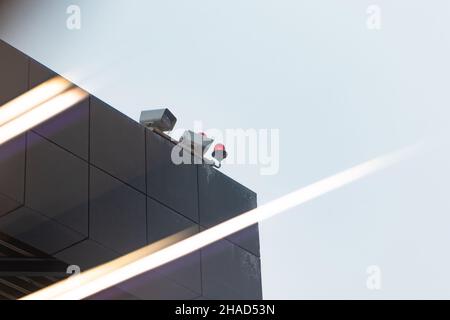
[26, 132, 88, 236]
[201, 239, 263, 300]
[0, 135, 25, 214]
[0, 40, 28, 106]
[146, 130, 199, 222]
[89, 166, 146, 254]
[199, 165, 260, 257]
[90, 97, 146, 192]
[30, 59, 89, 160]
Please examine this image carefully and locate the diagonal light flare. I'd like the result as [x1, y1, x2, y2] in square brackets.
[21, 142, 421, 300]
[0, 86, 88, 145]
[0, 77, 73, 127]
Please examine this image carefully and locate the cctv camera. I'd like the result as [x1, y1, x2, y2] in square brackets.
[179, 130, 214, 157]
[139, 108, 177, 132]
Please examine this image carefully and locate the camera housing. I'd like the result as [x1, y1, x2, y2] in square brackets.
[139, 108, 177, 132]
[179, 130, 214, 157]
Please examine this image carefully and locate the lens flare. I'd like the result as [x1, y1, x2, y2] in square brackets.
[21, 143, 421, 300]
[0, 77, 73, 127]
[0, 87, 87, 145]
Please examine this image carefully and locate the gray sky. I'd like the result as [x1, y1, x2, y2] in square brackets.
[1, 0, 450, 298]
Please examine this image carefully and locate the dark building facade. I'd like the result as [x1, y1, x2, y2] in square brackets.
[0, 39, 262, 300]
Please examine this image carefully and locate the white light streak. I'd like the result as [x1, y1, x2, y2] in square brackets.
[0, 77, 72, 127]
[0, 87, 87, 145]
[21, 143, 421, 300]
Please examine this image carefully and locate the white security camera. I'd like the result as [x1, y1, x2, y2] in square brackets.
[139, 108, 177, 132]
[179, 130, 214, 157]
